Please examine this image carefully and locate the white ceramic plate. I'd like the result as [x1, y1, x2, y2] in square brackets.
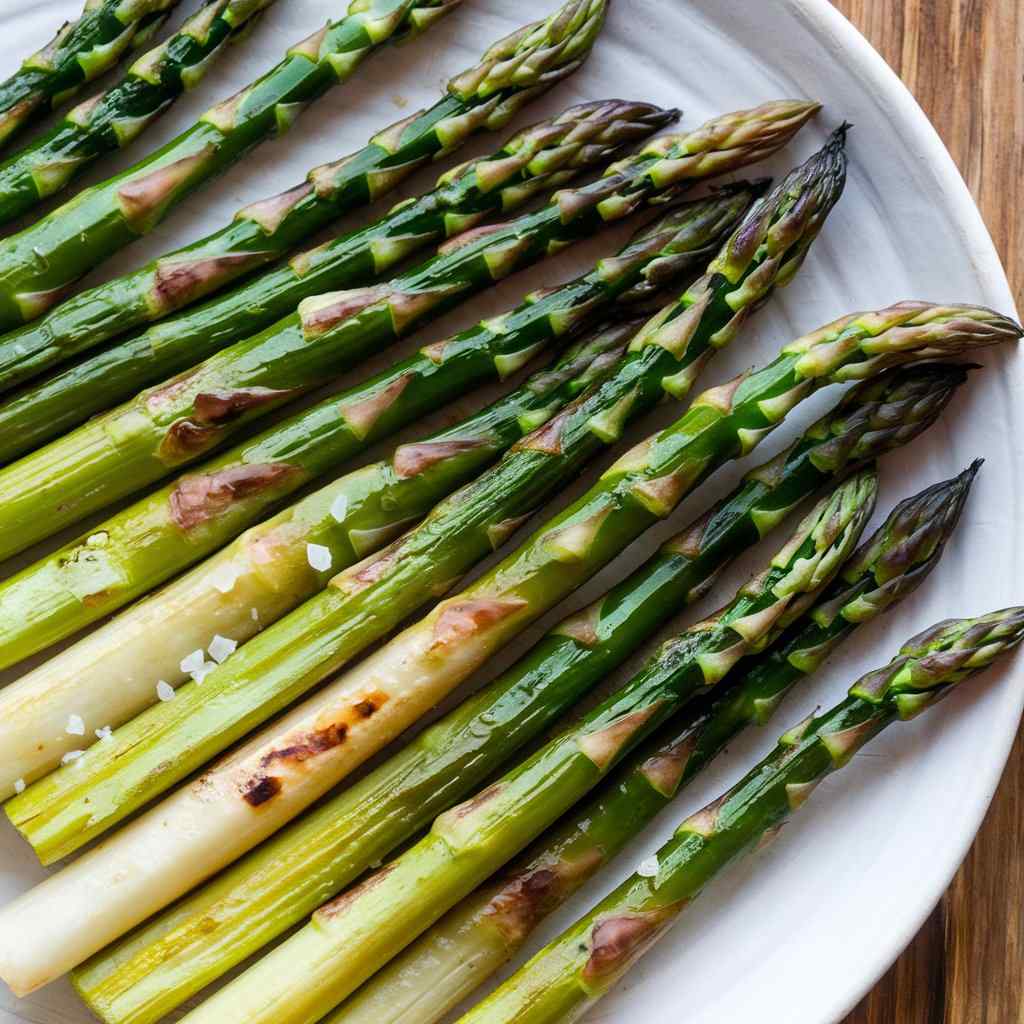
[0, 1, 1019, 1022]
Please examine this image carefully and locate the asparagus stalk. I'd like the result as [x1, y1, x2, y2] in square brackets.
[2, 306, 1005, 997]
[0, 0, 610, 409]
[328, 463, 978, 1024]
[0, 98, 679, 555]
[172, 472, 879, 1024]
[0, 0, 181, 152]
[458, 607, 1024, 1024]
[0, 101, 817, 670]
[7, 124, 839, 866]
[0, 0, 466, 334]
[0, 0, 278, 227]
[0, 319, 635, 793]
[70, 362, 968, 1024]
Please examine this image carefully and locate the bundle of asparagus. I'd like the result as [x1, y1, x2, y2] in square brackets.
[458, 607, 1024, 1024]
[0, 97, 680, 555]
[0, 0, 279, 227]
[328, 463, 978, 1024]
[0, 0, 181, 151]
[0, 0, 608, 403]
[0, 188, 756, 789]
[0, 0, 464, 333]
[169, 470, 880, 1023]
[71, 363, 970, 1024]
[0, 100, 818, 667]
[7, 121, 841, 865]
[1, 300, 1013, 998]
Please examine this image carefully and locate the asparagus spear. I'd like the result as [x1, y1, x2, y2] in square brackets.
[0, 98, 678, 555]
[0, 319, 636, 793]
[70, 362, 968, 1024]
[171, 472, 879, 1024]
[2, 304, 1008, 996]
[0, 0, 609, 404]
[0, 0, 180, 152]
[0, 101, 816, 669]
[7, 124, 838, 865]
[0, 0, 466, 335]
[328, 463, 978, 1024]
[0, 0, 278, 227]
[458, 607, 1024, 1024]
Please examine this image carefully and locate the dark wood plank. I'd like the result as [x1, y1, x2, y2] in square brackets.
[833, 2, 1023, 1020]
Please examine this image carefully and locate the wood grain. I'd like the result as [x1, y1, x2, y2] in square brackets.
[834, 2, 1024, 1021]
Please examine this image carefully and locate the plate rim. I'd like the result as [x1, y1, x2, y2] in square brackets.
[788, 1, 1020, 1019]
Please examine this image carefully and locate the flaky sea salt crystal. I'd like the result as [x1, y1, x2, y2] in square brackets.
[156, 680, 175, 702]
[251, 608, 260, 622]
[65, 714, 85, 736]
[13, 778, 25, 795]
[637, 855, 659, 878]
[209, 561, 240, 594]
[62, 750, 84, 765]
[208, 634, 237, 664]
[307, 543, 332, 572]
[330, 494, 348, 523]
[180, 648, 206, 674]
[191, 661, 218, 684]
[95, 725, 113, 740]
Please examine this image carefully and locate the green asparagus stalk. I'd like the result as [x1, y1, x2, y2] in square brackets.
[328, 462, 978, 1024]
[0, 0, 180, 152]
[65, 300, 1017, 1017]
[0, 99, 679, 554]
[0, 101, 818, 669]
[7, 124, 839, 867]
[0, 0, 278, 227]
[169, 472, 879, 1024]
[0, 0, 609, 405]
[0, 0, 466, 335]
[0, 319, 634, 794]
[69, 362, 968, 1024]
[458, 607, 1024, 1024]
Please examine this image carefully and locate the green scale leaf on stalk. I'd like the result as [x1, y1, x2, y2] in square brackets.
[68, 362, 970, 1024]
[0, 0, 280, 228]
[0, 98, 822, 669]
[169, 471, 879, 1024]
[458, 606, 1024, 1024]
[0, 0, 469, 335]
[321, 405, 981, 1024]
[0, 0, 182, 152]
[0, 0, 605, 393]
[0, 97, 680, 555]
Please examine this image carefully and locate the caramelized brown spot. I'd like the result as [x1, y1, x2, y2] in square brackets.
[261, 722, 348, 766]
[432, 597, 528, 648]
[393, 438, 488, 478]
[514, 408, 570, 455]
[169, 463, 298, 530]
[301, 286, 389, 337]
[152, 252, 269, 312]
[354, 699, 377, 718]
[582, 910, 674, 984]
[242, 776, 281, 807]
[193, 386, 297, 425]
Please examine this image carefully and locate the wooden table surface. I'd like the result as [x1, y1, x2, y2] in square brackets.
[834, 3, 1023, 1021]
